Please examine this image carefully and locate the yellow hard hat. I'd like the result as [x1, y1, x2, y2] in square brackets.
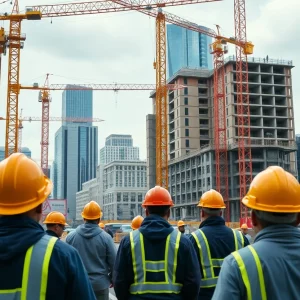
[241, 223, 248, 229]
[43, 211, 68, 226]
[131, 215, 144, 230]
[242, 166, 300, 213]
[0, 153, 52, 215]
[177, 220, 186, 227]
[81, 201, 102, 220]
[142, 186, 174, 207]
[198, 189, 226, 209]
[99, 222, 105, 229]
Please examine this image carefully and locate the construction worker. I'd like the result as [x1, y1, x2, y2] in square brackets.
[177, 220, 186, 234]
[189, 189, 249, 300]
[99, 222, 114, 238]
[212, 166, 300, 299]
[240, 223, 251, 244]
[66, 200, 116, 300]
[43, 211, 68, 238]
[113, 186, 201, 300]
[0, 153, 96, 299]
[131, 215, 144, 230]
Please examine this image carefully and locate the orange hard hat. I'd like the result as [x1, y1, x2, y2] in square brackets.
[0, 153, 52, 215]
[177, 220, 186, 227]
[99, 222, 105, 229]
[198, 189, 226, 209]
[81, 201, 102, 220]
[131, 215, 144, 230]
[142, 186, 174, 207]
[242, 166, 300, 213]
[43, 211, 68, 226]
[241, 223, 248, 229]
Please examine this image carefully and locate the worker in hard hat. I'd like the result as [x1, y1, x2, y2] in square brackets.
[189, 189, 249, 300]
[131, 215, 144, 230]
[113, 186, 201, 299]
[43, 211, 68, 238]
[240, 223, 251, 244]
[0, 153, 96, 299]
[67, 201, 116, 300]
[99, 222, 113, 238]
[177, 220, 186, 234]
[213, 166, 300, 299]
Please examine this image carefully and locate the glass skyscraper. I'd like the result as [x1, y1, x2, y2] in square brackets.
[53, 88, 98, 221]
[167, 24, 213, 78]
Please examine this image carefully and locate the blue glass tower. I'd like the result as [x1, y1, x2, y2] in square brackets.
[167, 24, 213, 79]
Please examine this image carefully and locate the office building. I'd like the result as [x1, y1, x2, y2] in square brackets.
[297, 134, 300, 181]
[62, 85, 93, 126]
[102, 160, 147, 220]
[0, 146, 31, 161]
[167, 24, 213, 79]
[100, 134, 139, 164]
[148, 56, 297, 221]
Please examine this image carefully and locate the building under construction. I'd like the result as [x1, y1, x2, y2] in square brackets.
[147, 56, 298, 222]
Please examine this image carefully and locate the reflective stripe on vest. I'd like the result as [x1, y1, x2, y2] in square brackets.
[232, 246, 267, 300]
[129, 229, 183, 294]
[191, 228, 245, 288]
[0, 235, 57, 300]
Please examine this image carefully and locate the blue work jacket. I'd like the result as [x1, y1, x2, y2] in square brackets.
[212, 225, 300, 300]
[189, 216, 249, 300]
[113, 214, 201, 300]
[0, 215, 96, 300]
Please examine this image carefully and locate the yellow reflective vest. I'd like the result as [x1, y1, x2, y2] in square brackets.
[0, 235, 57, 300]
[129, 229, 183, 294]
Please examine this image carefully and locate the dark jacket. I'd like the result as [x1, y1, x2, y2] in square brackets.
[66, 223, 116, 291]
[0, 215, 96, 300]
[105, 227, 114, 238]
[46, 229, 59, 238]
[189, 216, 250, 300]
[113, 215, 201, 300]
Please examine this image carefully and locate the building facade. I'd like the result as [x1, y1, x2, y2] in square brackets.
[102, 160, 147, 220]
[167, 24, 213, 79]
[148, 56, 297, 221]
[53, 124, 98, 220]
[62, 85, 93, 126]
[100, 134, 139, 164]
[0, 146, 31, 161]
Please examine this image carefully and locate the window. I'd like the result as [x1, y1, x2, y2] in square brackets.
[185, 118, 189, 126]
[184, 87, 188, 95]
[185, 139, 189, 147]
[184, 97, 188, 105]
[185, 107, 189, 115]
[184, 78, 188, 85]
[185, 129, 189, 137]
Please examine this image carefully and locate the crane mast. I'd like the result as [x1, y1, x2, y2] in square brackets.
[234, 0, 252, 223]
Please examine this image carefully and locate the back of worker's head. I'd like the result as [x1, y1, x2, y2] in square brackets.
[0, 153, 52, 222]
[142, 186, 174, 219]
[81, 200, 102, 224]
[197, 189, 225, 221]
[242, 166, 300, 232]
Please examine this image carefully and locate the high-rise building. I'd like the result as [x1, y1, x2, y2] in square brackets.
[0, 146, 31, 161]
[102, 160, 147, 220]
[53, 125, 98, 220]
[62, 86, 93, 126]
[100, 134, 139, 164]
[148, 56, 297, 221]
[296, 134, 300, 181]
[167, 24, 213, 79]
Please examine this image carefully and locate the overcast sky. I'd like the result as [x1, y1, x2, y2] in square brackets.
[0, 0, 298, 164]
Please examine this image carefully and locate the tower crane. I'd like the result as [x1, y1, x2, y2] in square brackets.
[18, 79, 183, 176]
[0, 0, 221, 158]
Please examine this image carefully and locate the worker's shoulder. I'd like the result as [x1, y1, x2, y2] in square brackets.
[52, 238, 80, 259]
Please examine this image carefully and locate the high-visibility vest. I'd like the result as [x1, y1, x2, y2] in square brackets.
[191, 228, 245, 288]
[129, 229, 183, 294]
[0, 234, 57, 300]
[232, 245, 267, 300]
